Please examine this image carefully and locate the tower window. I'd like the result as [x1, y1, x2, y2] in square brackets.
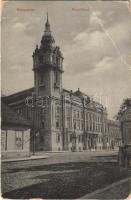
[56, 57, 59, 65]
[42, 121, 45, 128]
[40, 56, 43, 63]
[39, 74, 44, 85]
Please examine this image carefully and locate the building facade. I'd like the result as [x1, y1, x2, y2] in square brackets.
[3, 15, 121, 152]
[1, 100, 31, 159]
[108, 120, 122, 150]
[118, 99, 131, 168]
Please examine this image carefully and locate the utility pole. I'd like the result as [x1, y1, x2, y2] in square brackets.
[32, 92, 36, 155]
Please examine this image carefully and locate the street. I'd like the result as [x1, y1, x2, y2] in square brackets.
[1, 151, 131, 199]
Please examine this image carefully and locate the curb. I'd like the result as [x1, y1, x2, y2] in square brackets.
[2, 155, 50, 163]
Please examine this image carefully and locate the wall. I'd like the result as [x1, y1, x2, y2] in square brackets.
[1, 128, 30, 159]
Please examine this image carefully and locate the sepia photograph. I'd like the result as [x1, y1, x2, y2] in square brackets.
[1, 0, 131, 199]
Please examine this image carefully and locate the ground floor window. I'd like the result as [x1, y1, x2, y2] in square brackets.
[15, 131, 23, 150]
[78, 135, 82, 143]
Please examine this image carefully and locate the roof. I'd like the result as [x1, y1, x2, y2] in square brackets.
[1, 100, 31, 127]
[2, 87, 34, 107]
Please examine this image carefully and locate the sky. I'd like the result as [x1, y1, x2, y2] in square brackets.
[2, 1, 131, 118]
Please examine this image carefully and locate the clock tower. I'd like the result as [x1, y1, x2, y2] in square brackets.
[32, 14, 64, 151]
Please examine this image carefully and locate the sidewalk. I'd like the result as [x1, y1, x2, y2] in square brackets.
[78, 177, 131, 199]
[2, 154, 51, 163]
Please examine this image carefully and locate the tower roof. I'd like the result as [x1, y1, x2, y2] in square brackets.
[40, 13, 55, 49]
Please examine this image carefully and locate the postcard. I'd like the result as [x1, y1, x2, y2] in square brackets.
[1, 0, 131, 199]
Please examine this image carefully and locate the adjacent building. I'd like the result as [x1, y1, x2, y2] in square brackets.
[1, 100, 31, 159]
[108, 120, 122, 150]
[2, 14, 121, 152]
[118, 99, 131, 168]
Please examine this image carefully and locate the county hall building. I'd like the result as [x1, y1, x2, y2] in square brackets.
[3, 15, 121, 152]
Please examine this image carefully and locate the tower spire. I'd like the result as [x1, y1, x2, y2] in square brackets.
[47, 11, 48, 23]
[45, 11, 50, 32]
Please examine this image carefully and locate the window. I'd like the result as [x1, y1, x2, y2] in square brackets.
[56, 134, 60, 143]
[39, 74, 44, 85]
[56, 121, 59, 128]
[70, 134, 72, 142]
[81, 111, 84, 119]
[39, 56, 43, 63]
[73, 110, 76, 119]
[81, 122, 84, 131]
[54, 71, 60, 85]
[93, 122, 95, 131]
[77, 111, 79, 118]
[34, 57, 39, 66]
[78, 120, 80, 130]
[74, 122, 76, 130]
[98, 137, 100, 143]
[56, 106, 60, 115]
[58, 135, 60, 142]
[56, 120, 59, 128]
[67, 117, 71, 128]
[90, 123, 93, 131]
[53, 54, 56, 63]
[42, 120, 45, 128]
[15, 131, 23, 150]
[78, 135, 81, 143]
[1, 130, 7, 151]
[56, 106, 60, 129]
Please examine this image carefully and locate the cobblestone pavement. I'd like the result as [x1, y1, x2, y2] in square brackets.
[1, 151, 131, 199]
